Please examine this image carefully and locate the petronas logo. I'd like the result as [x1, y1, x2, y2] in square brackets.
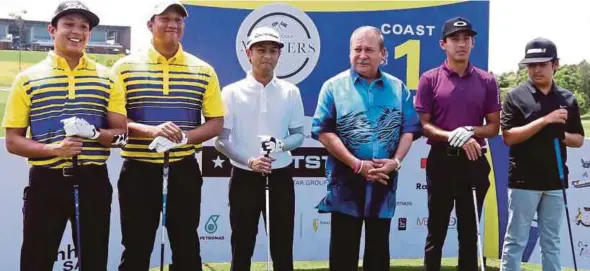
[205, 215, 220, 234]
[312, 219, 319, 232]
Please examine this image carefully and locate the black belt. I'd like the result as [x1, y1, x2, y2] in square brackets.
[31, 164, 106, 178]
[431, 145, 487, 157]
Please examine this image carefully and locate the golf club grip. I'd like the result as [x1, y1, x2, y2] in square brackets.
[553, 138, 565, 180]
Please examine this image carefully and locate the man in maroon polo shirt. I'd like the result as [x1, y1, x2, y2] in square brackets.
[415, 17, 501, 271]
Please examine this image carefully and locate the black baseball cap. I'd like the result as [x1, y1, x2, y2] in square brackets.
[441, 17, 477, 39]
[51, 1, 99, 29]
[519, 38, 558, 64]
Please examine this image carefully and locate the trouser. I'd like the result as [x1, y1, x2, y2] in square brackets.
[21, 164, 112, 271]
[423, 145, 490, 271]
[500, 189, 564, 271]
[329, 211, 392, 271]
[118, 156, 203, 271]
[229, 166, 295, 271]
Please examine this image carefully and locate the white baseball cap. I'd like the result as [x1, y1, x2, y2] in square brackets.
[152, 0, 188, 18]
[246, 26, 284, 49]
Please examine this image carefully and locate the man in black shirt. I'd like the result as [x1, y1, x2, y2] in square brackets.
[499, 38, 585, 271]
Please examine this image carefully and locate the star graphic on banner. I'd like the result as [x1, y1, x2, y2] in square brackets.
[212, 155, 225, 168]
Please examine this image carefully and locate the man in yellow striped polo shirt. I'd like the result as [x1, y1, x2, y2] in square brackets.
[111, 1, 224, 270]
[1, 1, 128, 270]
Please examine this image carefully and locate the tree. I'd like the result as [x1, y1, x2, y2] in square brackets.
[493, 61, 589, 115]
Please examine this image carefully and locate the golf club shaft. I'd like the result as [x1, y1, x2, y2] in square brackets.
[161, 152, 170, 271]
[72, 155, 82, 271]
[472, 188, 485, 271]
[266, 175, 271, 271]
[263, 152, 272, 271]
[554, 139, 578, 270]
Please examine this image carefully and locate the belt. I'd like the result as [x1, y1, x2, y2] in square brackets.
[432, 145, 487, 157]
[31, 164, 106, 178]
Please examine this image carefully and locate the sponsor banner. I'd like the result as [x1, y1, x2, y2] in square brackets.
[202, 146, 328, 178]
[0, 139, 587, 269]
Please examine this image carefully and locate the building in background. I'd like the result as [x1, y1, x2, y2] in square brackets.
[0, 17, 130, 54]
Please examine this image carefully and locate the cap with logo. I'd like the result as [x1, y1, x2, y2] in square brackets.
[51, 0, 99, 29]
[151, 0, 188, 18]
[441, 16, 477, 39]
[519, 38, 558, 64]
[246, 26, 284, 49]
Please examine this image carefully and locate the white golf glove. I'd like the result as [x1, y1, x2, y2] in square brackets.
[61, 117, 100, 139]
[259, 135, 284, 155]
[448, 126, 475, 147]
[148, 133, 188, 153]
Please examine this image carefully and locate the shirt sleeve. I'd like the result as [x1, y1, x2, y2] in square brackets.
[2, 74, 31, 128]
[484, 76, 502, 114]
[107, 67, 127, 116]
[566, 98, 585, 137]
[202, 68, 225, 118]
[500, 91, 522, 131]
[289, 86, 305, 129]
[414, 74, 432, 114]
[220, 86, 233, 130]
[400, 82, 421, 134]
[311, 81, 336, 140]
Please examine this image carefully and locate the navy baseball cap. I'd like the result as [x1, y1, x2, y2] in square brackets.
[51, 1, 99, 29]
[519, 38, 558, 64]
[441, 17, 477, 39]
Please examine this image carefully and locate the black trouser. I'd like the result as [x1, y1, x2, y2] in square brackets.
[118, 156, 203, 271]
[329, 211, 392, 271]
[229, 166, 295, 271]
[21, 164, 112, 271]
[423, 146, 490, 271]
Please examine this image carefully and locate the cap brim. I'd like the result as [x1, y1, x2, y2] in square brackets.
[519, 57, 554, 64]
[154, 3, 188, 17]
[443, 29, 477, 39]
[52, 9, 100, 29]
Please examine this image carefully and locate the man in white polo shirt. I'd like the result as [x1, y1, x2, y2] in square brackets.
[215, 26, 304, 271]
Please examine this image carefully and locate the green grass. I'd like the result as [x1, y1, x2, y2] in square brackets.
[148, 258, 585, 271]
[583, 114, 590, 136]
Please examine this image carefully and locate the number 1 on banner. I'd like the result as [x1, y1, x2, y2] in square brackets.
[394, 39, 420, 90]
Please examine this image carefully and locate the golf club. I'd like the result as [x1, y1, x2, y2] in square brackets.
[160, 152, 170, 271]
[261, 139, 272, 271]
[72, 155, 82, 271]
[554, 138, 578, 271]
[471, 186, 485, 271]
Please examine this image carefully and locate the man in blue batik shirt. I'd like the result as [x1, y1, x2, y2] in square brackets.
[311, 26, 421, 271]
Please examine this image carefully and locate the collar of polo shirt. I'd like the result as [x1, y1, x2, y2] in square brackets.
[47, 50, 90, 70]
[148, 43, 186, 64]
[442, 60, 475, 77]
[526, 79, 557, 94]
[245, 70, 279, 88]
[349, 67, 385, 85]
